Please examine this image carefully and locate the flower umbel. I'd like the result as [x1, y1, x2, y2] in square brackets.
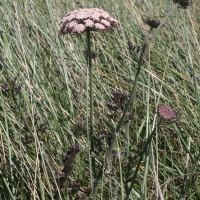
[158, 105, 177, 119]
[58, 8, 118, 36]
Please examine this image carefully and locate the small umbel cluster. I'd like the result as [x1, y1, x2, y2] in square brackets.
[58, 8, 118, 36]
[158, 105, 177, 120]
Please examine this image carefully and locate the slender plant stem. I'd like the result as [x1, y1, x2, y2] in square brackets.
[87, 29, 96, 178]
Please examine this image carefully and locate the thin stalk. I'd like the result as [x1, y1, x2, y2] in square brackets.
[86, 46, 93, 189]
[87, 28, 95, 177]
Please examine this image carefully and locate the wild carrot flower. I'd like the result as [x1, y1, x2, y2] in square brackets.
[58, 8, 118, 36]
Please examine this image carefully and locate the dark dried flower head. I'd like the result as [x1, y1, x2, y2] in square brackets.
[100, 131, 106, 143]
[58, 8, 118, 36]
[145, 18, 160, 28]
[77, 117, 86, 126]
[83, 187, 92, 196]
[112, 90, 122, 99]
[173, 0, 192, 9]
[75, 196, 85, 200]
[68, 189, 78, 196]
[128, 40, 147, 63]
[158, 105, 176, 119]
[124, 113, 135, 123]
[1, 82, 10, 92]
[71, 118, 87, 133]
[107, 113, 117, 121]
[0, 161, 6, 169]
[106, 103, 118, 111]
[24, 136, 33, 144]
[28, 113, 38, 125]
[63, 145, 81, 164]
[36, 122, 47, 133]
[111, 90, 129, 106]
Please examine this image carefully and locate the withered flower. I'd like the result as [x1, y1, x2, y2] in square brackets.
[83, 187, 92, 196]
[173, 0, 192, 9]
[23, 136, 33, 144]
[145, 18, 160, 28]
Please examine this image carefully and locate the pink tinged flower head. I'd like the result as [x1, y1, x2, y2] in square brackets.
[101, 19, 111, 28]
[108, 17, 118, 27]
[84, 19, 95, 27]
[72, 24, 86, 34]
[158, 105, 176, 119]
[67, 21, 78, 29]
[94, 23, 106, 30]
[90, 12, 102, 21]
[58, 8, 118, 36]
[76, 10, 88, 20]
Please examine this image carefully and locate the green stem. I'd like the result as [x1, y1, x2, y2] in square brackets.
[87, 29, 96, 177]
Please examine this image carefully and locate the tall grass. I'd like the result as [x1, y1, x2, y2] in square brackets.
[0, 0, 200, 199]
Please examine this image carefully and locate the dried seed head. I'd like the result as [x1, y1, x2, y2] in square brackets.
[173, 0, 192, 9]
[145, 18, 161, 28]
[83, 187, 92, 196]
[58, 8, 118, 36]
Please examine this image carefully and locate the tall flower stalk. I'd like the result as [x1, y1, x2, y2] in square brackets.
[86, 28, 96, 176]
[58, 7, 118, 197]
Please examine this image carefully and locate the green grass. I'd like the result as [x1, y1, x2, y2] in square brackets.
[0, 0, 200, 199]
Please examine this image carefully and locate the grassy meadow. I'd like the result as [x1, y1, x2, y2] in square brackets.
[0, 0, 200, 199]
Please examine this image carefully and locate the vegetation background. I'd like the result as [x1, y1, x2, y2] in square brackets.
[0, 0, 200, 199]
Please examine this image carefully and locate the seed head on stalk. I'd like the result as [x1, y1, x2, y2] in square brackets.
[173, 0, 193, 9]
